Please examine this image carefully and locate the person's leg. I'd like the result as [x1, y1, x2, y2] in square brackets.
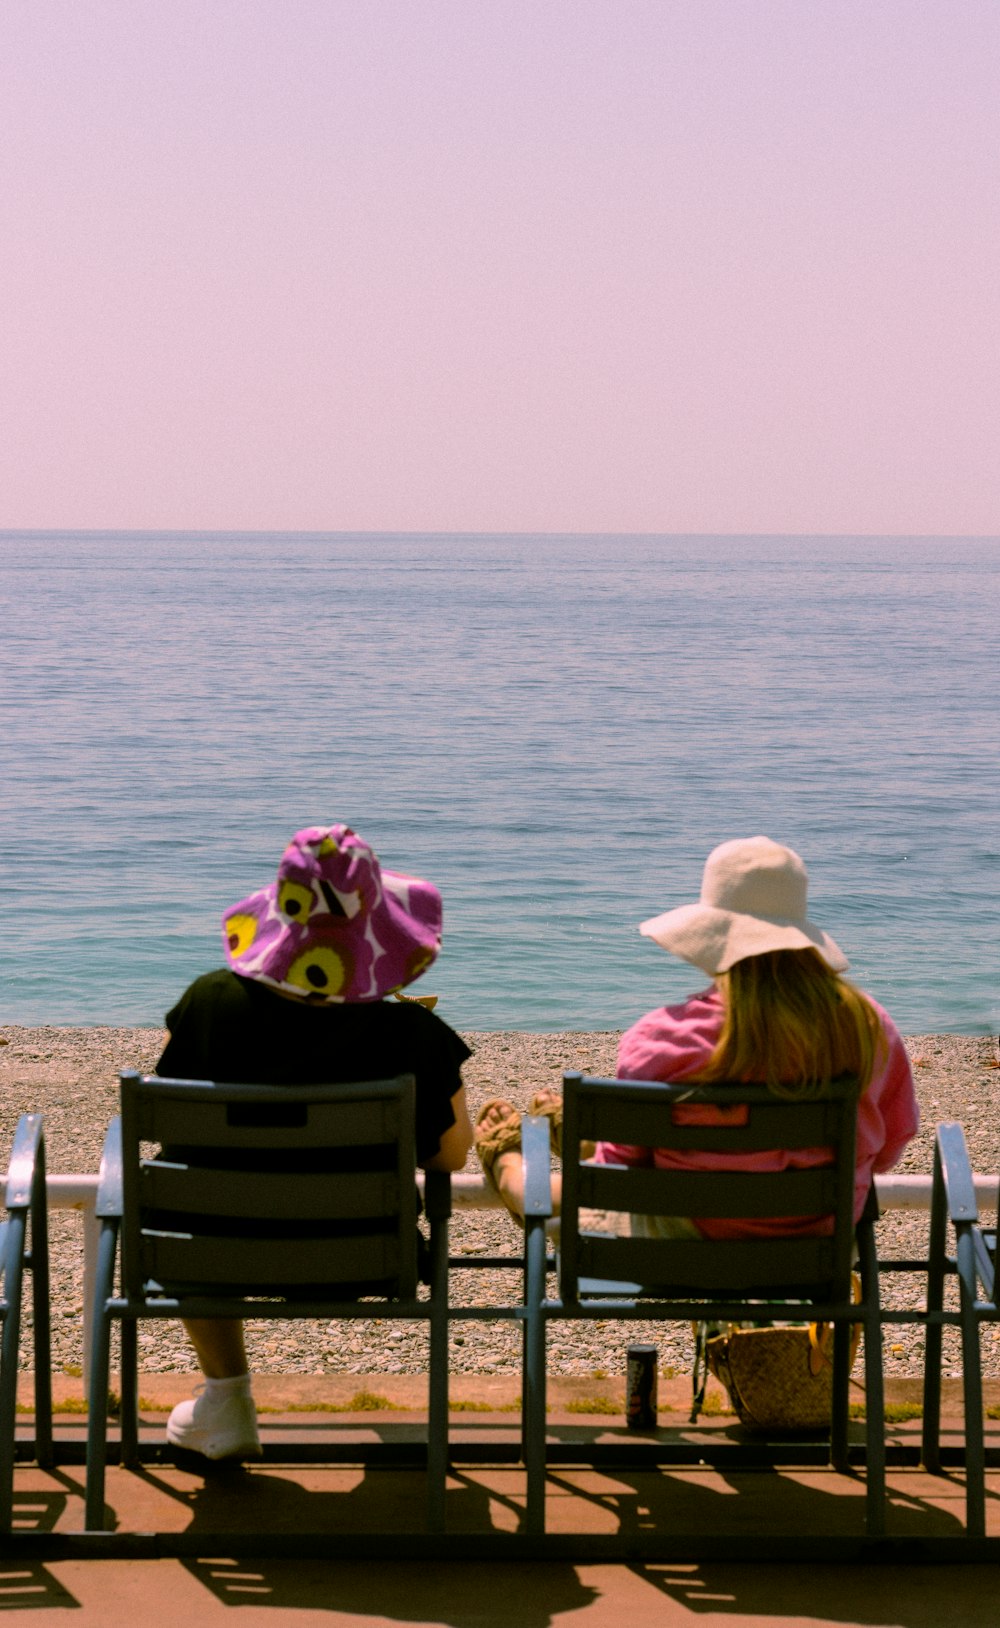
[166, 1320, 260, 1461]
[183, 1318, 249, 1378]
[491, 1147, 529, 1214]
[475, 1099, 563, 1220]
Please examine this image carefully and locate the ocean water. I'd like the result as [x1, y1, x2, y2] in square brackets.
[1, 531, 997, 1035]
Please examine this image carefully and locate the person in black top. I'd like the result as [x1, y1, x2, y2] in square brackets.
[160, 824, 472, 1462]
[159, 970, 470, 1170]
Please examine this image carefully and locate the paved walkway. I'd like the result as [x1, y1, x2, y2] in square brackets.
[5, 1380, 999, 1625]
[7, 1551, 1000, 1627]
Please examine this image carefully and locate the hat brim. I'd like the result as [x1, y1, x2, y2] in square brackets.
[640, 903, 848, 976]
[223, 864, 441, 1003]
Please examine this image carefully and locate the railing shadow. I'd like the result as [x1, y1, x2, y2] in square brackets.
[1, 1482, 78, 1613]
[171, 1465, 598, 1622]
[625, 1550, 1000, 1626]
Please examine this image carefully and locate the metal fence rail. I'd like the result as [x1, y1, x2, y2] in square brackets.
[32, 1169, 1000, 1384]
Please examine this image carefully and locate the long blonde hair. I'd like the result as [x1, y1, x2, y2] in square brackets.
[692, 948, 883, 1099]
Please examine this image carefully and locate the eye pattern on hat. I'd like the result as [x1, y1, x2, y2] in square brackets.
[286, 945, 348, 997]
[226, 913, 259, 958]
[278, 880, 315, 921]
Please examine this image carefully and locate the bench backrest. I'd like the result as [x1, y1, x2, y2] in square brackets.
[559, 1071, 860, 1303]
[119, 1071, 419, 1299]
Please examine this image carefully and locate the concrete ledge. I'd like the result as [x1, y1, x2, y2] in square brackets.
[20, 1371, 1000, 1418]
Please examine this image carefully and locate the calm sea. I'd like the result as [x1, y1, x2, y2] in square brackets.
[1, 532, 997, 1035]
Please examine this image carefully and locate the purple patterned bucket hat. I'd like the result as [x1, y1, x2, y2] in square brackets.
[222, 825, 442, 1003]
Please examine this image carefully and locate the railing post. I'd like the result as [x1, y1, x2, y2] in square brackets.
[37, 1176, 101, 1388]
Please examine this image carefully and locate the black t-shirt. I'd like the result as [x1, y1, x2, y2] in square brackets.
[157, 969, 470, 1166]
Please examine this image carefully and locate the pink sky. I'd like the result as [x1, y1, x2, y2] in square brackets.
[2, 0, 998, 535]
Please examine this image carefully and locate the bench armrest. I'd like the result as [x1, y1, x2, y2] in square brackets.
[95, 1118, 124, 1218]
[936, 1121, 980, 1227]
[5, 1113, 44, 1209]
[522, 1115, 554, 1220]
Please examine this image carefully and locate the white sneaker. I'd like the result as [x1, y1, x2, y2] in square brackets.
[166, 1383, 262, 1461]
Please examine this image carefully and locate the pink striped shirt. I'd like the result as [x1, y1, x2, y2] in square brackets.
[595, 986, 918, 1239]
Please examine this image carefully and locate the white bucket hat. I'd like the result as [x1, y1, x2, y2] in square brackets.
[640, 836, 848, 976]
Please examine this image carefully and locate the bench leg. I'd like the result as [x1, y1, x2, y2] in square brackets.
[0, 1214, 27, 1530]
[956, 1234, 986, 1538]
[84, 1226, 118, 1531]
[523, 1219, 548, 1536]
[426, 1213, 449, 1533]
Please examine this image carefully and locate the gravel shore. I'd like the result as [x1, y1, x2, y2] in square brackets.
[1, 1025, 997, 1387]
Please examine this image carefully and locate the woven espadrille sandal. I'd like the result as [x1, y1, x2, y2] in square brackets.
[474, 1099, 525, 1227]
[529, 1089, 596, 1162]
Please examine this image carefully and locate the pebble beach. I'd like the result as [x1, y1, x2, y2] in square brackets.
[1, 1025, 997, 1387]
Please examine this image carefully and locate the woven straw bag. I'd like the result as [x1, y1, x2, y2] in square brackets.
[702, 1280, 862, 1432]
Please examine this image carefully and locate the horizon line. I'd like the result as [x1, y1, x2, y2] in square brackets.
[3, 527, 999, 542]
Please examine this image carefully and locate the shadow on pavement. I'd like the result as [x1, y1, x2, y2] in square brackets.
[629, 1560, 1000, 1626]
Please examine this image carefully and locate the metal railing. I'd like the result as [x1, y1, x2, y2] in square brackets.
[38, 1169, 1000, 1385]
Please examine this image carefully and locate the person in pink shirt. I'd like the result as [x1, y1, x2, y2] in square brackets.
[475, 837, 918, 1237]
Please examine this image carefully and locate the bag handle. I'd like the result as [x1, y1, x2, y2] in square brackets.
[808, 1273, 862, 1376]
